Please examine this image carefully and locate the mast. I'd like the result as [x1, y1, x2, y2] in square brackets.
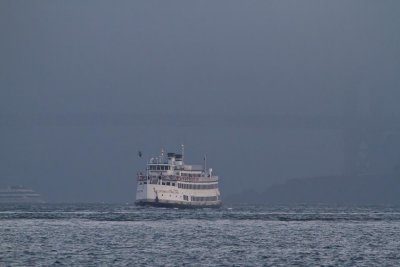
[204, 155, 207, 173]
[181, 144, 185, 163]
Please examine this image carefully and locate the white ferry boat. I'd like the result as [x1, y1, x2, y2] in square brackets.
[0, 186, 44, 203]
[135, 147, 221, 208]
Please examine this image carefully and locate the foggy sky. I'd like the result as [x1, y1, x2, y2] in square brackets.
[1, 1, 400, 202]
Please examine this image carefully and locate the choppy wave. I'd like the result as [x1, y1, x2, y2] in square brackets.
[1, 204, 400, 266]
[1, 203, 400, 222]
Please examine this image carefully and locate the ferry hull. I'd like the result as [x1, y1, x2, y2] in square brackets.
[135, 199, 221, 209]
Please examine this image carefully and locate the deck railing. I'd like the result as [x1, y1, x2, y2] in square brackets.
[137, 175, 218, 182]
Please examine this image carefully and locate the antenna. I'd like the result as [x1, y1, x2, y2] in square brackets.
[204, 154, 207, 173]
[181, 144, 185, 162]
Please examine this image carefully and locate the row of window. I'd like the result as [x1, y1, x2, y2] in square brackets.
[180, 173, 202, 177]
[148, 165, 171, 171]
[191, 196, 218, 202]
[178, 183, 218, 190]
[139, 182, 217, 189]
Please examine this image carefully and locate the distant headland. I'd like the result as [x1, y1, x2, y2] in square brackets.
[225, 173, 400, 205]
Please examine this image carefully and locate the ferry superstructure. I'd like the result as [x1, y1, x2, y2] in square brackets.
[135, 148, 221, 208]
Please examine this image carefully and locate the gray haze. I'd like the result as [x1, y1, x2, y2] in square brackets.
[1, 1, 400, 202]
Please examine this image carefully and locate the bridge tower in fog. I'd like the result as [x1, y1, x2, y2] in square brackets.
[342, 87, 397, 176]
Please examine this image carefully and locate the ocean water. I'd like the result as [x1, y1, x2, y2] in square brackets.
[1, 204, 400, 266]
